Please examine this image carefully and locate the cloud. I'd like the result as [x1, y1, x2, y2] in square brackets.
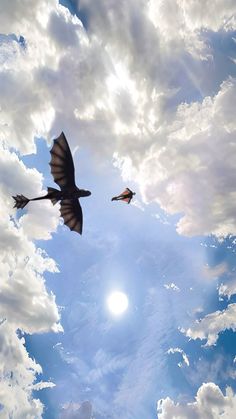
[0, 143, 61, 334]
[0, 226, 61, 333]
[31, 381, 56, 391]
[0, 111, 61, 412]
[1, 0, 236, 241]
[60, 401, 92, 419]
[181, 303, 236, 346]
[164, 283, 180, 292]
[18, 199, 59, 240]
[184, 354, 236, 389]
[219, 279, 236, 299]
[0, 1, 56, 35]
[157, 382, 236, 419]
[0, 143, 59, 240]
[148, 0, 236, 40]
[117, 77, 236, 237]
[0, 321, 44, 418]
[203, 263, 228, 280]
[87, 349, 129, 383]
[81, 0, 236, 63]
[177, 1, 236, 32]
[167, 347, 189, 367]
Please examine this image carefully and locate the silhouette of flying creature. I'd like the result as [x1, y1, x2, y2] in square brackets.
[13, 132, 91, 234]
[111, 187, 136, 204]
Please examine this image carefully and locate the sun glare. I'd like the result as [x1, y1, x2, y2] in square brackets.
[107, 291, 129, 315]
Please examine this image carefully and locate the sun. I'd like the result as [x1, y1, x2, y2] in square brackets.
[107, 291, 129, 315]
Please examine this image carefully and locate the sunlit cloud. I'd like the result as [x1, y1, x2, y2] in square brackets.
[182, 303, 236, 346]
[157, 382, 236, 419]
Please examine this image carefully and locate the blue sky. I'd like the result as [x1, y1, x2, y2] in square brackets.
[1, 1, 236, 418]
[23, 143, 236, 418]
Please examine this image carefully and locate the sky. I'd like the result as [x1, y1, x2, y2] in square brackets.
[1, 0, 236, 418]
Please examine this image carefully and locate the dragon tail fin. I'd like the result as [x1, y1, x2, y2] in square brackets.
[12, 195, 30, 209]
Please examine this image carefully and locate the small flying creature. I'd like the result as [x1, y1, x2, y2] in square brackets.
[111, 187, 136, 204]
[13, 132, 91, 234]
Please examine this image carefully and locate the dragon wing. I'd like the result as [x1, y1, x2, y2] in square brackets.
[121, 188, 130, 195]
[122, 196, 132, 203]
[120, 189, 132, 202]
[60, 199, 83, 234]
[49, 132, 76, 190]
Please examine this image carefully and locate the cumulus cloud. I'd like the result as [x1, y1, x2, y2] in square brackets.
[178, 0, 236, 32]
[0, 321, 54, 418]
[182, 303, 236, 346]
[81, 0, 236, 63]
[18, 199, 59, 240]
[0, 144, 61, 333]
[116, 77, 236, 237]
[148, 0, 236, 46]
[0, 143, 59, 239]
[1, 0, 236, 240]
[157, 382, 236, 419]
[0, 113, 61, 412]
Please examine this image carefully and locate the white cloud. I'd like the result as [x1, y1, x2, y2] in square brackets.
[0, 0, 235, 241]
[219, 278, 236, 299]
[117, 77, 236, 238]
[60, 401, 92, 419]
[31, 381, 56, 391]
[167, 347, 189, 367]
[0, 142, 61, 333]
[19, 199, 59, 240]
[0, 131, 61, 413]
[82, 0, 236, 62]
[148, 0, 236, 40]
[164, 283, 180, 292]
[0, 321, 44, 418]
[182, 303, 236, 346]
[157, 382, 236, 419]
[0, 1, 56, 35]
[0, 143, 59, 240]
[179, 0, 236, 32]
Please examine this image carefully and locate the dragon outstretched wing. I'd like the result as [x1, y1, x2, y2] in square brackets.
[60, 199, 83, 234]
[121, 188, 130, 195]
[49, 132, 76, 190]
[122, 196, 132, 203]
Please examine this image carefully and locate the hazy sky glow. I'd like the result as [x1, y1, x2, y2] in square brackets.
[1, 1, 236, 418]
